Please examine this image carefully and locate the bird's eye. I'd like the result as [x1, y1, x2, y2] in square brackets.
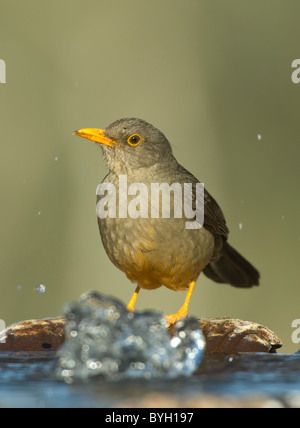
[127, 134, 142, 146]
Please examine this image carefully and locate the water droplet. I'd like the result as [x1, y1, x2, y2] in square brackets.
[54, 156, 58, 162]
[257, 134, 262, 141]
[281, 215, 285, 221]
[17, 285, 22, 291]
[37, 211, 41, 216]
[239, 223, 243, 230]
[35, 284, 46, 294]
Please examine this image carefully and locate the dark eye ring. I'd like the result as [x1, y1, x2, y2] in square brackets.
[127, 134, 142, 146]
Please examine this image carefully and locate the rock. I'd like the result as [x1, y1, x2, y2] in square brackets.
[0, 312, 282, 355]
[0, 317, 65, 352]
[198, 317, 282, 355]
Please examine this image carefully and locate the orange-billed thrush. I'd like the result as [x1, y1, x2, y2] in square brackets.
[75, 118, 259, 325]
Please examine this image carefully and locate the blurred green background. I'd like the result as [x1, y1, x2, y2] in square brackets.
[0, 0, 299, 353]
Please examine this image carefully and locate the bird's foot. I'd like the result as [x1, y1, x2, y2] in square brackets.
[126, 285, 141, 313]
[164, 305, 188, 328]
[126, 302, 135, 312]
[164, 280, 196, 328]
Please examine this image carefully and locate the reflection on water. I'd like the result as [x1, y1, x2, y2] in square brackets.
[0, 352, 300, 408]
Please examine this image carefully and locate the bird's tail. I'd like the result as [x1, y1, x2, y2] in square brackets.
[203, 242, 260, 288]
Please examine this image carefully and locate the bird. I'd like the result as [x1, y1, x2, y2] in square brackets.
[74, 118, 259, 326]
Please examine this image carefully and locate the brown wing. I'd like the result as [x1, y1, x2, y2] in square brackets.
[203, 189, 229, 238]
[174, 163, 229, 239]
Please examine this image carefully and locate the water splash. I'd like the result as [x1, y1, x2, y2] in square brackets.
[35, 284, 46, 294]
[56, 292, 205, 383]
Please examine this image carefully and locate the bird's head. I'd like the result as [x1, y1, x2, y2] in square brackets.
[74, 118, 174, 174]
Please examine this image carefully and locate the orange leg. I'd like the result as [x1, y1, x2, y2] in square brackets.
[165, 280, 196, 327]
[127, 285, 141, 312]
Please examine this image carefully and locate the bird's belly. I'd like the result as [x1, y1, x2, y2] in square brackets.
[99, 216, 214, 291]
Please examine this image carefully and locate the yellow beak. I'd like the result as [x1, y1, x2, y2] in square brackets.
[74, 128, 119, 147]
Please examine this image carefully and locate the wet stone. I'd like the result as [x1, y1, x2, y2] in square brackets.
[55, 291, 205, 383]
[0, 317, 65, 352]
